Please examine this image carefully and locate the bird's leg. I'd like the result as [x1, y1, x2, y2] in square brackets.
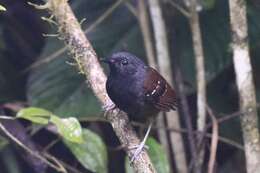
[130, 122, 153, 163]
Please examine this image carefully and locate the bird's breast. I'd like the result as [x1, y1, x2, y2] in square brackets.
[106, 75, 146, 115]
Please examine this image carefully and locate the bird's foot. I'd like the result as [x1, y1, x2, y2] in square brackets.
[102, 102, 116, 112]
[129, 122, 153, 163]
[129, 141, 149, 163]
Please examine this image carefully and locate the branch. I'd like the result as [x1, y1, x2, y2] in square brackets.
[137, 0, 172, 171]
[167, 0, 190, 18]
[27, 0, 125, 71]
[229, 0, 260, 173]
[0, 121, 66, 172]
[206, 107, 218, 173]
[137, 0, 156, 68]
[147, 0, 188, 172]
[188, 0, 207, 171]
[35, 0, 155, 172]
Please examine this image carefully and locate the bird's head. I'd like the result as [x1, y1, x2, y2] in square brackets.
[102, 52, 146, 77]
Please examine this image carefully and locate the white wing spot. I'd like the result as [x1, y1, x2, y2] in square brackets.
[151, 89, 156, 95]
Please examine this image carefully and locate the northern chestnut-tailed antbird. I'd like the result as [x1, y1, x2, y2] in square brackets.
[102, 52, 177, 162]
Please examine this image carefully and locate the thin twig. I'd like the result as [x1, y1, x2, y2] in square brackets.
[59, 160, 84, 173]
[43, 137, 61, 152]
[43, 153, 68, 173]
[0, 122, 67, 172]
[131, 122, 243, 151]
[73, 115, 245, 151]
[167, 0, 190, 17]
[198, 103, 260, 152]
[124, 2, 138, 17]
[207, 106, 218, 173]
[188, 0, 207, 171]
[174, 68, 198, 167]
[137, 0, 156, 68]
[148, 0, 188, 172]
[0, 115, 16, 120]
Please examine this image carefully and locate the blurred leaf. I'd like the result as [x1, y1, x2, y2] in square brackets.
[0, 135, 8, 150]
[146, 138, 170, 173]
[64, 129, 108, 173]
[16, 107, 51, 124]
[201, 0, 216, 9]
[1, 147, 21, 173]
[17, 107, 83, 143]
[125, 157, 134, 173]
[0, 5, 6, 11]
[125, 137, 170, 173]
[50, 116, 83, 143]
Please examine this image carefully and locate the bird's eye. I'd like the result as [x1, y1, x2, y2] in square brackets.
[121, 59, 128, 65]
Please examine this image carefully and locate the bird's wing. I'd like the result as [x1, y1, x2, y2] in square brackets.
[143, 67, 177, 111]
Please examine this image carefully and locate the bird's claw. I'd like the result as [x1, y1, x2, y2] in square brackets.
[102, 102, 116, 112]
[129, 142, 149, 163]
[129, 123, 153, 163]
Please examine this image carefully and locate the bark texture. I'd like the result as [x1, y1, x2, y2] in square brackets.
[229, 0, 260, 173]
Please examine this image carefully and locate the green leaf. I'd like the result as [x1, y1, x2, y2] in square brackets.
[16, 107, 83, 143]
[0, 135, 8, 150]
[16, 107, 51, 124]
[64, 129, 108, 173]
[125, 137, 170, 173]
[147, 138, 170, 173]
[0, 5, 6, 11]
[201, 0, 216, 9]
[50, 116, 83, 143]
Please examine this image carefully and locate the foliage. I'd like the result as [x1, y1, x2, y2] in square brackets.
[64, 129, 108, 173]
[17, 107, 83, 143]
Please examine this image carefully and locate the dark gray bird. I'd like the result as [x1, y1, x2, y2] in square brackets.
[102, 51, 177, 161]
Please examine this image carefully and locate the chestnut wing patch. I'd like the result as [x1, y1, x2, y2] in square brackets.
[144, 68, 177, 111]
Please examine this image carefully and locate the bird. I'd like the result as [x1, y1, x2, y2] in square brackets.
[102, 51, 177, 162]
